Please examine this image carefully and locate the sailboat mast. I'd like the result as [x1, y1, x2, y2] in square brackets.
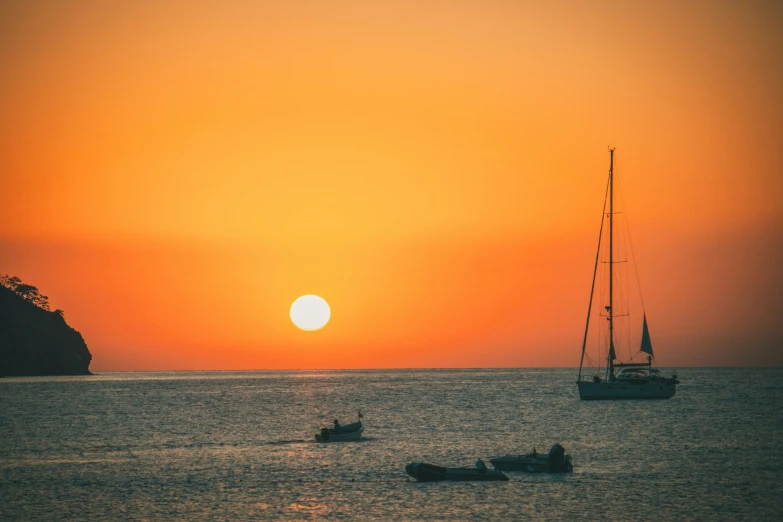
[608, 147, 615, 380]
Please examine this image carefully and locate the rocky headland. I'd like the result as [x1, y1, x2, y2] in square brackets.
[0, 276, 92, 376]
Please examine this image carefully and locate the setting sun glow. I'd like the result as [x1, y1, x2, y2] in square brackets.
[0, 1, 781, 370]
[290, 295, 331, 332]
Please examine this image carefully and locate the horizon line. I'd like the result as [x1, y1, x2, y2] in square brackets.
[83, 365, 781, 374]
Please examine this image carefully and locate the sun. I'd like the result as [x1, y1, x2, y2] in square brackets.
[290, 295, 331, 331]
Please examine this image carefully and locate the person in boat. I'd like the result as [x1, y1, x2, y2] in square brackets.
[333, 419, 342, 433]
[320, 427, 330, 441]
[532, 447, 537, 457]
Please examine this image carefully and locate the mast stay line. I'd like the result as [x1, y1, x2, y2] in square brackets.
[577, 159, 611, 382]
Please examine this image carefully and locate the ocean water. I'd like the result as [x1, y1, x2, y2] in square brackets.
[1, 368, 781, 521]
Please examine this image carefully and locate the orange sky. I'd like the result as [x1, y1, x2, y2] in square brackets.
[1, 0, 781, 370]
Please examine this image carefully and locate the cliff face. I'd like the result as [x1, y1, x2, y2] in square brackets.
[0, 285, 92, 376]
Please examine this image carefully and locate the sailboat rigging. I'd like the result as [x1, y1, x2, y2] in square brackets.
[577, 148, 679, 400]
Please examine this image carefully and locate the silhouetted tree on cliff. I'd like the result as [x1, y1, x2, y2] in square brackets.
[0, 274, 51, 311]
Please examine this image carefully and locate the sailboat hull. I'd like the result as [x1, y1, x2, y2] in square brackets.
[578, 381, 676, 400]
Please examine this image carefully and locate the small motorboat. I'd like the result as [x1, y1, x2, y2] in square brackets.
[490, 443, 573, 473]
[405, 460, 509, 482]
[315, 421, 364, 442]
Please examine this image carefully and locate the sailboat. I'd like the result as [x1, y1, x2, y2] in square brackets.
[577, 148, 679, 400]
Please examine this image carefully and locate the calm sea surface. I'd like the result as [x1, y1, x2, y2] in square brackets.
[1, 368, 781, 521]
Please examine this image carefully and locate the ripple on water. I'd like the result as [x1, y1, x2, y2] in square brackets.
[1, 368, 782, 520]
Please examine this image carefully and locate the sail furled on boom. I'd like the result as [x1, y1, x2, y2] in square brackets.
[640, 314, 653, 356]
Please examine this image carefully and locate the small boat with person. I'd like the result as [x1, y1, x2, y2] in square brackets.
[490, 443, 573, 473]
[405, 459, 509, 482]
[315, 412, 364, 442]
